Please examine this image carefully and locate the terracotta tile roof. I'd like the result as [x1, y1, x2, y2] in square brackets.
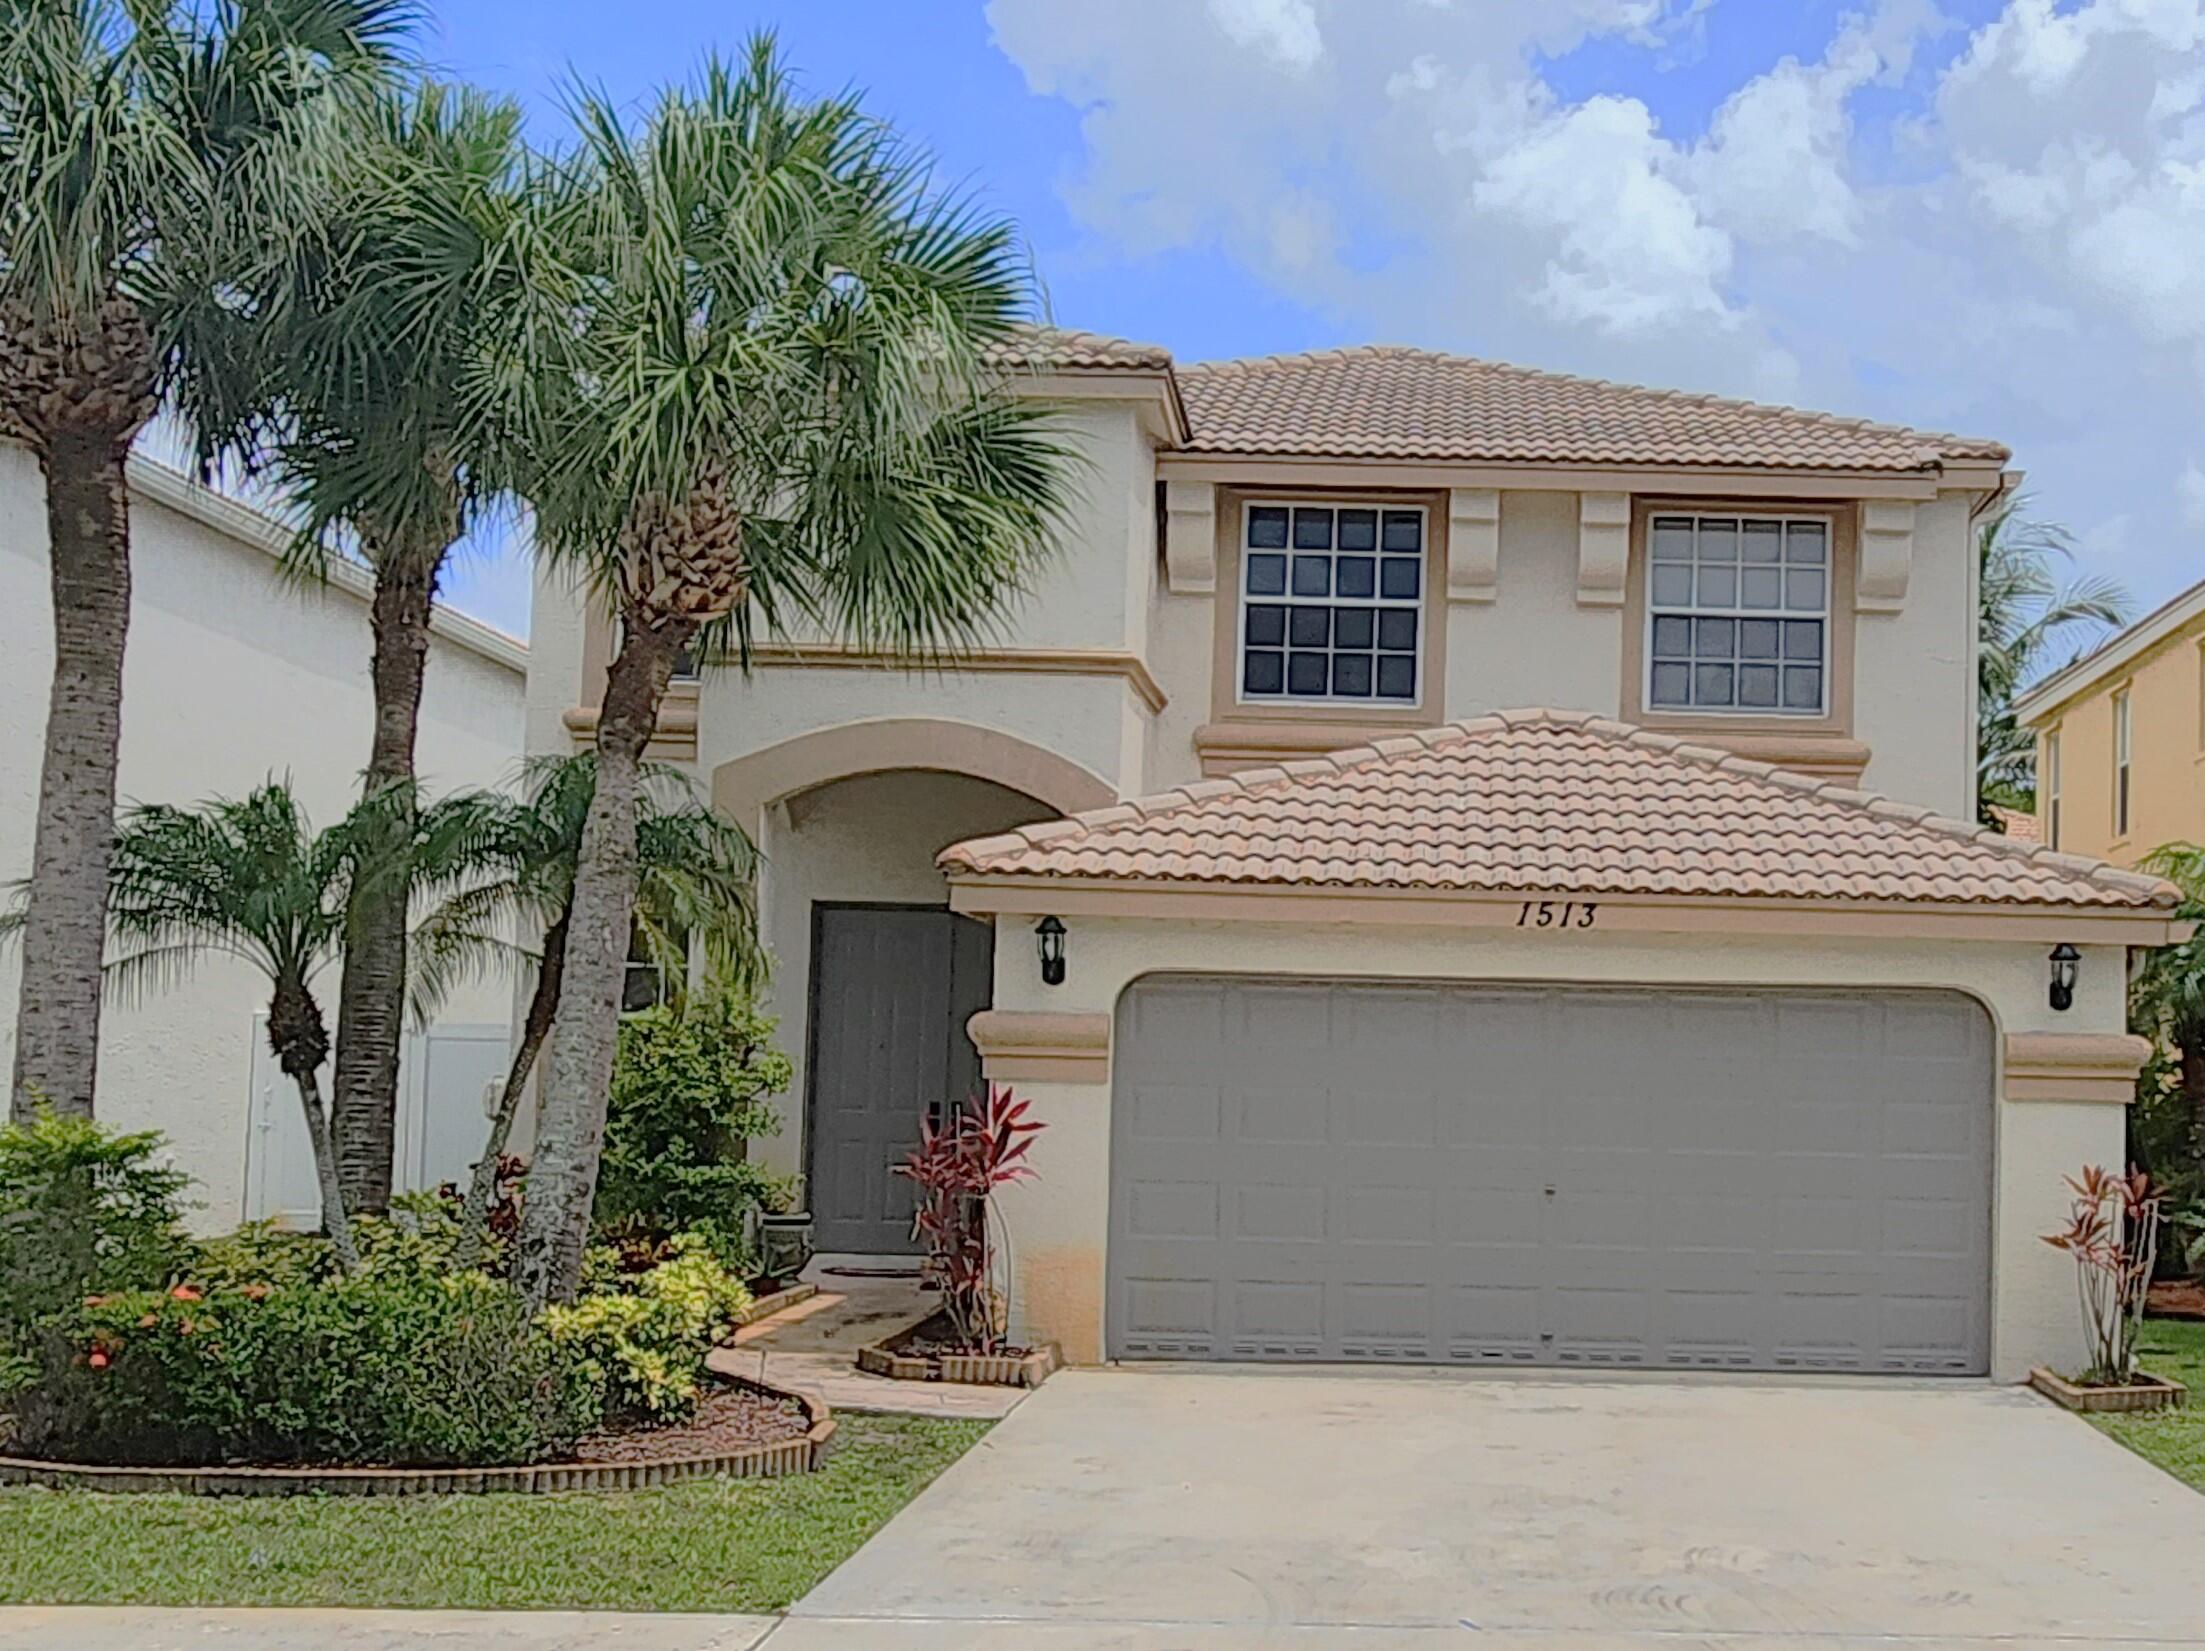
[1992, 804, 2043, 845]
[1171, 346, 2009, 473]
[940, 710, 2170, 911]
[989, 325, 1175, 373]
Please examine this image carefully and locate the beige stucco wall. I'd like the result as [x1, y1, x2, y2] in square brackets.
[1448, 490, 1624, 719]
[746, 771, 1056, 1181]
[0, 447, 526, 1220]
[2031, 613, 2205, 866]
[978, 913, 2127, 1383]
[1851, 490, 1977, 819]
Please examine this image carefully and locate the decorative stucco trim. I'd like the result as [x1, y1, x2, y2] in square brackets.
[1448, 487, 1500, 602]
[1577, 491, 1631, 607]
[741, 643, 1168, 714]
[562, 681, 700, 761]
[967, 1010, 1111, 1084]
[2003, 1032, 2152, 1104]
[1164, 479, 1218, 594]
[948, 877, 2192, 944]
[711, 718, 1118, 829]
[1856, 499, 1916, 613]
[1192, 719, 1426, 774]
[1667, 732, 1871, 782]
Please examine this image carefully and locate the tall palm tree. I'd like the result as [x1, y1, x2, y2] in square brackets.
[198, 80, 538, 1214]
[0, 0, 413, 1123]
[503, 38, 1075, 1307]
[1976, 497, 2129, 823]
[2134, 843, 2205, 1176]
[410, 755, 760, 1266]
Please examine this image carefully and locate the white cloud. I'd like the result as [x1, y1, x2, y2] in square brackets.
[1207, 0, 1324, 71]
[987, 0, 2205, 606]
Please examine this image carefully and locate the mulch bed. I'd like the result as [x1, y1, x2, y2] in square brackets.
[574, 1382, 809, 1464]
[2149, 1279, 2205, 1321]
[891, 1315, 1035, 1364]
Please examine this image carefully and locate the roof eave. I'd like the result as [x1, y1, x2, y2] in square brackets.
[945, 872, 2188, 944]
[2014, 573, 2205, 729]
[1152, 452, 1984, 500]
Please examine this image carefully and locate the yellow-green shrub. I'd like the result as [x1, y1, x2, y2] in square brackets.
[539, 1233, 751, 1419]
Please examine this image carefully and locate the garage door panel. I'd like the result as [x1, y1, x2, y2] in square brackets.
[1110, 978, 1992, 1373]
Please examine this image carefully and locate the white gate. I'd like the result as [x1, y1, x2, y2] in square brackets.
[243, 1020, 509, 1225]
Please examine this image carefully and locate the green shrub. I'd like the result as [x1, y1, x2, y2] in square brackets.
[540, 1233, 751, 1419]
[20, 1272, 600, 1467]
[186, 1221, 328, 1293]
[0, 1113, 190, 1395]
[597, 985, 794, 1267]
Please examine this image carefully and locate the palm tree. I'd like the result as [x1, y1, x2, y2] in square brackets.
[196, 80, 538, 1214]
[84, 781, 500, 1269]
[503, 38, 1075, 1307]
[408, 755, 759, 1266]
[1977, 498, 2129, 823]
[0, 0, 413, 1123]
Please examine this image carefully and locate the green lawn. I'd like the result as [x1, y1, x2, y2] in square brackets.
[0, 1414, 987, 1613]
[2090, 1318, 2205, 1493]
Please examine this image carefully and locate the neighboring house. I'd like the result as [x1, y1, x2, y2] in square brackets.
[527, 333, 2184, 1382]
[2014, 575, 2205, 866]
[0, 445, 525, 1223]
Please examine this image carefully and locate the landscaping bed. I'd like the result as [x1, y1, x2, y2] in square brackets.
[0, 1413, 989, 1612]
[0, 1376, 831, 1496]
[856, 1309, 1061, 1389]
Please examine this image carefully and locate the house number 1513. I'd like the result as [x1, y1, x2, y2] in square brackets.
[1517, 900, 1598, 929]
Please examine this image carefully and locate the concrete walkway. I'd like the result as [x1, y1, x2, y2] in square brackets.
[778, 1365, 2205, 1649]
[709, 1256, 1025, 1420]
[0, 1608, 774, 1649]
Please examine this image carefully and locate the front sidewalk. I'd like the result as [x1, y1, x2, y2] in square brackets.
[0, 1608, 775, 1650]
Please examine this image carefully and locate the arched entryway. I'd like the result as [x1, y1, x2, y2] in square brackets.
[712, 724, 1114, 1253]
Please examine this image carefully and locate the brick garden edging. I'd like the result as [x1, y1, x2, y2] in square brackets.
[855, 1313, 1061, 1389]
[2028, 1366, 2188, 1415]
[0, 1376, 836, 1497]
[733, 1279, 818, 1327]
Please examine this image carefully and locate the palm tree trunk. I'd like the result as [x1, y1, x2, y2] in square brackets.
[331, 557, 435, 1214]
[292, 1067, 361, 1273]
[456, 908, 567, 1269]
[514, 626, 685, 1310]
[10, 433, 132, 1123]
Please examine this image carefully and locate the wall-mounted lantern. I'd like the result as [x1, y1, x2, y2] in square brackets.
[2049, 943, 2080, 1013]
[1035, 915, 1067, 987]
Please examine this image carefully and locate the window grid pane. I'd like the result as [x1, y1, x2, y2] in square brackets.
[1648, 513, 1830, 714]
[1242, 502, 1423, 705]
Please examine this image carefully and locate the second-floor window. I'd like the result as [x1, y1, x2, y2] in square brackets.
[1239, 502, 1424, 706]
[1647, 513, 1829, 716]
[2114, 688, 2132, 838]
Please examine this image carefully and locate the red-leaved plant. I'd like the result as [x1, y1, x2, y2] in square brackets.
[893, 1085, 1043, 1354]
[2042, 1164, 2164, 1385]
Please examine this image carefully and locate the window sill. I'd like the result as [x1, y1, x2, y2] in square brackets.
[1629, 726, 1871, 783]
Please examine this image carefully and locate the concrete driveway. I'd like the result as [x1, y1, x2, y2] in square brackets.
[778, 1366, 2205, 1649]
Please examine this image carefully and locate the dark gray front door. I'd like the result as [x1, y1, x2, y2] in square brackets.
[1110, 978, 1994, 1374]
[807, 905, 994, 1254]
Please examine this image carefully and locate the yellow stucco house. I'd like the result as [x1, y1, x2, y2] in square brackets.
[2015, 577, 2205, 867]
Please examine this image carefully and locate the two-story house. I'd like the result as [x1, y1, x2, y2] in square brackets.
[2015, 574, 2205, 867]
[526, 332, 2184, 1383]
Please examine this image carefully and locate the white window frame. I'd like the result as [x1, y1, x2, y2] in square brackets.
[620, 919, 690, 1017]
[2044, 728, 2062, 851]
[1643, 510, 1834, 718]
[1235, 498, 1428, 710]
[2113, 688, 2133, 839]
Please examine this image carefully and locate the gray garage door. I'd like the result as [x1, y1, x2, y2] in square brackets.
[1109, 978, 1993, 1374]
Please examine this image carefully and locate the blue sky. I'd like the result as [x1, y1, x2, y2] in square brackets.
[426, 0, 2205, 641]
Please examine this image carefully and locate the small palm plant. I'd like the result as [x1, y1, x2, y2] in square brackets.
[51, 783, 495, 1269]
[408, 755, 760, 1265]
